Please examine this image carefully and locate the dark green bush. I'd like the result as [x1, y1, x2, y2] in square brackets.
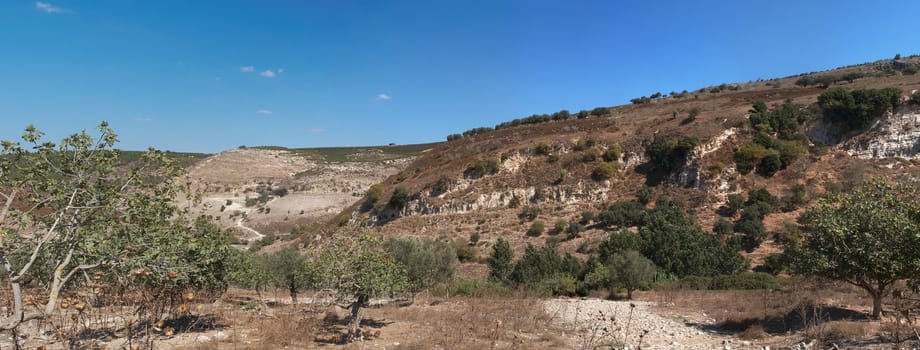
[464, 158, 500, 178]
[818, 87, 901, 131]
[534, 142, 553, 156]
[518, 206, 540, 221]
[591, 162, 618, 181]
[526, 220, 545, 236]
[388, 187, 411, 210]
[384, 237, 457, 291]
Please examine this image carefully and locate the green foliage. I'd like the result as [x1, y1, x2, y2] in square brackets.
[738, 101, 811, 176]
[818, 87, 902, 131]
[552, 220, 568, 235]
[598, 201, 647, 227]
[518, 206, 540, 221]
[452, 239, 477, 263]
[734, 219, 767, 252]
[713, 218, 734, 236]
[672, 273, 778, 290]
[311, 233, 409, 339]
[487, 238, 513, 284]
[573, 138, 595, 151]
[526, 220, 546, 236]
[590, 107, 609, 116]
[762, 253, 789, 275]
[388, 186, 411, 210]
[565, 222, 586, 240]
[600, 201, 746, 277]
[464, 158, 500, 178]
[791, 178, 920, 318]
[591, 162, 618, 181]
[534, 142, 553, 156]
[384, 237, 457, 292]
[260, 247, 312, 302]
[734, 142, 768, 175]
[781, 184, 807, 211]
[606, 250, 657, 299]
[227, 250, 272, 293]
[429, 177, 449, 197]
[364, 183, 385, 209]
[603, 144, 622, 162]
[646, 135, 698, 172]
[580, 147, 602, 162]
[726, 193, 745, 215]
[510, 245, 581, 296]
[636, 187, 655, 205]
[0, 123, 236, 324]
[581, 210, 595, 224]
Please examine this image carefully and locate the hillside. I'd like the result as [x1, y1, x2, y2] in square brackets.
[341, 56, 920, 271]
[184, 145, 430, 242]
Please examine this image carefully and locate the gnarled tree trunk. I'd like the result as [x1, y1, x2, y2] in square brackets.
[346, 294, 369, 341]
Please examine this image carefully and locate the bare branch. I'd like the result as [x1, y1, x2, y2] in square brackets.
[12, 190, 81, 282]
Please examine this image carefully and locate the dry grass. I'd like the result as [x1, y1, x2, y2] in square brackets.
[371, 295, 567, 349]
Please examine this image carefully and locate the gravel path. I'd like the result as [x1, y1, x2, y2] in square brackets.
[545, 299, 742, 350]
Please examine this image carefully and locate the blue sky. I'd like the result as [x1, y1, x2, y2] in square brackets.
[1, 1, 917, 153]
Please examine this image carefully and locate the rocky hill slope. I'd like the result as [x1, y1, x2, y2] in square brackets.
[340, 56, 920, 269]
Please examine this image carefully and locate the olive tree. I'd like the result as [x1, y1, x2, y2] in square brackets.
[261, 247, 311, 303]
[791, 178, 920, 318]
[383, 237, 457, 293]
[310, 233, 408, 341]
[606, 250, 657, 299]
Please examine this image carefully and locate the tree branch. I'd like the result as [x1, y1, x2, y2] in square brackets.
[12, 189, 80, 282]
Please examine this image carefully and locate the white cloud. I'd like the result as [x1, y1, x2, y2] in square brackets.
[240, 66, 255, 73]
[256, 109, 272, 115]
[375, 93, 391, 101]
[260, 70, 276, 78]
[308, 128, 326, 133]
[35, 2, 66, 13]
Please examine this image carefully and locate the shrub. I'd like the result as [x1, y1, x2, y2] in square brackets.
[526, 220, 546, 236]
[534, 142, 552, 155]
[590, 107, 609, 116]
[552, 220, 568, 235]
[757, 151, 783, 177]
[911, 90, 920, 105]
[551, 110, 571, 121]
[534, 273, 577, 297]
[573, 138, 595, 151]
[762, 253, 789, 275]
[430, 176, 450, 197]
[818, 87, 901, 131]
[647, 135, 698, 172]
[603, 144, 622, 162]
[452, 239, 477, 262]
[713, 218, 734, 236]
[591, 162, 618, 181]
[384, 237, 458, 291]
[464, 158, 500, 178]
[581, 211, 595, 224]
[734, 142, 768, 175]
[735, 218, 767, 252]
[487, 238, 513, 283]
[365, 183, 385, 206]
[606, 250, 657, 299]
[388, 186, 411, 210]
[726, 193, 745, 215]
[519, 206, 540, 221]
[580, 147, 602, 162]
[566, 222, 586, 239]
[636, 186, 655, 205]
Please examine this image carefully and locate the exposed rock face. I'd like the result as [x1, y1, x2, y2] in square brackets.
[401, 182, 609, 217]
[844, 110, 920, 160]
[677, 128, 737, 190]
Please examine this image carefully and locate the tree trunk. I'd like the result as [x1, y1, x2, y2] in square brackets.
[872, 292, 884, 319]
[289, 286, 297, 304]
[347, 294, 369, 341]
[626, 288, 634, 300]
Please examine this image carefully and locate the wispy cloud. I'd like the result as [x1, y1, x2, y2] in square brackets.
[35, 2, 67, 13]
[256, 109, 272, 115]
[240, 66, 255, 73]
[259, 70, 276, 78]
[133, 117, 153, 123]
[308, 128, 326, 133]
[375, 93, 391, 101]
[278, 68, 285, 74]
